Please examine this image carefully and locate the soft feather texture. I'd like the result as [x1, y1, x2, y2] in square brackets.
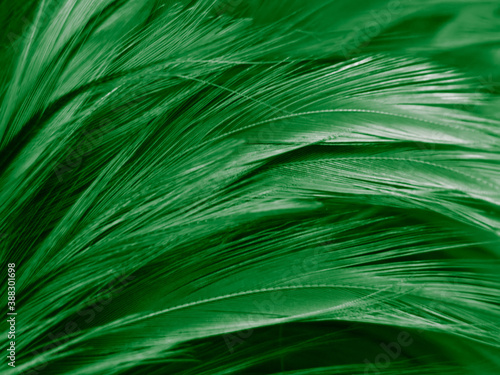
[1, 0, 500, 374]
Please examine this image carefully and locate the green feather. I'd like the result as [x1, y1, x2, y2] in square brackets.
[1, 0, 499, 374]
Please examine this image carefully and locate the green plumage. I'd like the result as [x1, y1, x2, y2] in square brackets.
[1, 1, 499, 374]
